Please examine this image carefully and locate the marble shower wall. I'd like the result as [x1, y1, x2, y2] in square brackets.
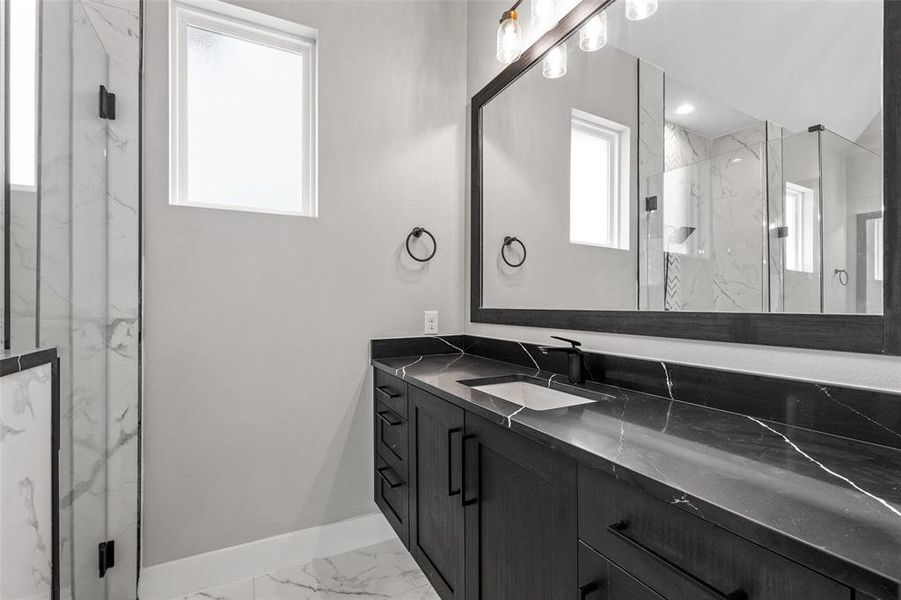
[0, 364, 53, 600]
[649, 121, 768, 312]
[37, 0, 141, 598]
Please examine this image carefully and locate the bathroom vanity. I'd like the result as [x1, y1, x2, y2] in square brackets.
[426, 0, 901, 592]
[371, 337, 900, 600]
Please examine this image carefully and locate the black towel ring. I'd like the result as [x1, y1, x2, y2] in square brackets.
[834, 268, 849, 286]
[406, 227, 437, 262]
[501, 236, 526, 268]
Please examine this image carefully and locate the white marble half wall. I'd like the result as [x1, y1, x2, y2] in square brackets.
[0, 364, 53, 600]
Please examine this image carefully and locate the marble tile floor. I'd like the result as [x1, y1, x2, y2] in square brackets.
[178, 538, 440, 600]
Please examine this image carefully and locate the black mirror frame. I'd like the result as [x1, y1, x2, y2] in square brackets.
[471, 0, 900, 355]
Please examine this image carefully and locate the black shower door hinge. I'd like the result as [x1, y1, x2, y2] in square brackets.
[99, 85, 116, 120]
[98, 540, 116, 578]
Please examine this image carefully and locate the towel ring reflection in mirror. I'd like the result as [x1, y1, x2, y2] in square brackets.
[501, 236, 527, 268]
[834, 268, 849, 286]
[406, 227, 437, 262]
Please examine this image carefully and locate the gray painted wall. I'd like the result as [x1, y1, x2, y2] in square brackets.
[466, 0, 901, 391]
[482, 42, 638, 310]
[142, 0, 466, 565]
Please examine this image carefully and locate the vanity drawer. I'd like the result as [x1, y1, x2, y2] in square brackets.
[374, 370, 407, 418]
[579, 541, 665, 600]
[375, 399, 407, 473]
[375, 453, 409, 546]
[578, 466, 851, 600]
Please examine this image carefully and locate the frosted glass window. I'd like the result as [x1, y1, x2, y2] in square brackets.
[10, 0, 37, 189]
[569, 110, 630, 249]
[784, 183, 815, 273]
[171, 0, 317, 215]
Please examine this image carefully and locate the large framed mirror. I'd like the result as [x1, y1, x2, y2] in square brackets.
[471, 0, 900, 354]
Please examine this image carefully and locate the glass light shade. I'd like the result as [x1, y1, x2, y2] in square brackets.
[531, 0, 559, 36]
[579, 12, 607, 52]
[496, 12, 523, 64]
[625, 0, 658, 21]
[542, 42, 567, 79]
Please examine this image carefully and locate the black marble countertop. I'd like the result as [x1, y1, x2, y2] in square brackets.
[0, 347, 57, 377]
[372, 352, 901, 600]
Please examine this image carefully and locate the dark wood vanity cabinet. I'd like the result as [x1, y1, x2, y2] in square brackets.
[373, 371, 862, 600]
[407, 385, 577, 600]
[409, 385, 466, 599]
[578, 466, 852, 600]
[373, 370, 410, 545]
[376, 374, 576, 600]
[462, 412, 577, 600]
[579, 541, 665, 600]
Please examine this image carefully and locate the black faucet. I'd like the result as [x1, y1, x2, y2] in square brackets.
[537, 336, 584, 384]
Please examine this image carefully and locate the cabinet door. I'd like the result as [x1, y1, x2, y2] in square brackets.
[409, 387, 465, 600]
[578, 541, 665, 600]
[463, 413, 577, 600]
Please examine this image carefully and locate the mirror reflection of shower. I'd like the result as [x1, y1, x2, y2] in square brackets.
[649, 72, 883, 315]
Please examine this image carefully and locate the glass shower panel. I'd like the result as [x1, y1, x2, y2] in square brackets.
[773, 129, 823, 313]
[39, 1, 112, 597]
[819, 130, 883, 314]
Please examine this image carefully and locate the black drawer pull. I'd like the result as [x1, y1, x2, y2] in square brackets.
[448, 428, 463, 497]
[376, 386, 401, 400]
[377, 466, 403, 489]
[462, 434, 479, 507]
[578, 581, 600, 599]
[608, 521, 747, 600]
[377, 410, 402, 426]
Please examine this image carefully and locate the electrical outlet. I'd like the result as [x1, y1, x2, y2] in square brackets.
[424, 311, 439, 335]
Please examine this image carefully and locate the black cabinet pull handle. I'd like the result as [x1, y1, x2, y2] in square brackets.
[376, 410, 402, 426]
[578, 581, 600, 600]
[376, 386, 400, 400]
[462, 434, 479, 506]
[377, 466, 403, 489]
[448, 428, 463, 497]
[608, 521, 746, 600]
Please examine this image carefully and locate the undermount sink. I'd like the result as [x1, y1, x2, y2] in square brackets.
[463, 377, 597, 411]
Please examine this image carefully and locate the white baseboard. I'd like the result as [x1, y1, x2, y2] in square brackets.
[138, 512, 395, 600]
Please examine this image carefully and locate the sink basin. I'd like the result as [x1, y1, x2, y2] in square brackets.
[468, 380, 596, 411]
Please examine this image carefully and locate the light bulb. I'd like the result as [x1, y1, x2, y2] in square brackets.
[542, 42, 567, 79]
[579, 12, 607, 52]
[531, 0, 559, 36]
[496, 10, 523, 64]
[625, 0, 658, 21]
[674, 103, 695, 115]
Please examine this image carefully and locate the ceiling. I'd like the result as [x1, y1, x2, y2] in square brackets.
[603, 0, 883, 142]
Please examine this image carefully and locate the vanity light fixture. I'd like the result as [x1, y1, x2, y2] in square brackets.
[543, 42, 568, 79]
[497, 6, 524, 64]
[579, 11, 607, 52]
[625, 0, 658, 21]
[674, 103, 695, 115]
[532, 0, 560, 36]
